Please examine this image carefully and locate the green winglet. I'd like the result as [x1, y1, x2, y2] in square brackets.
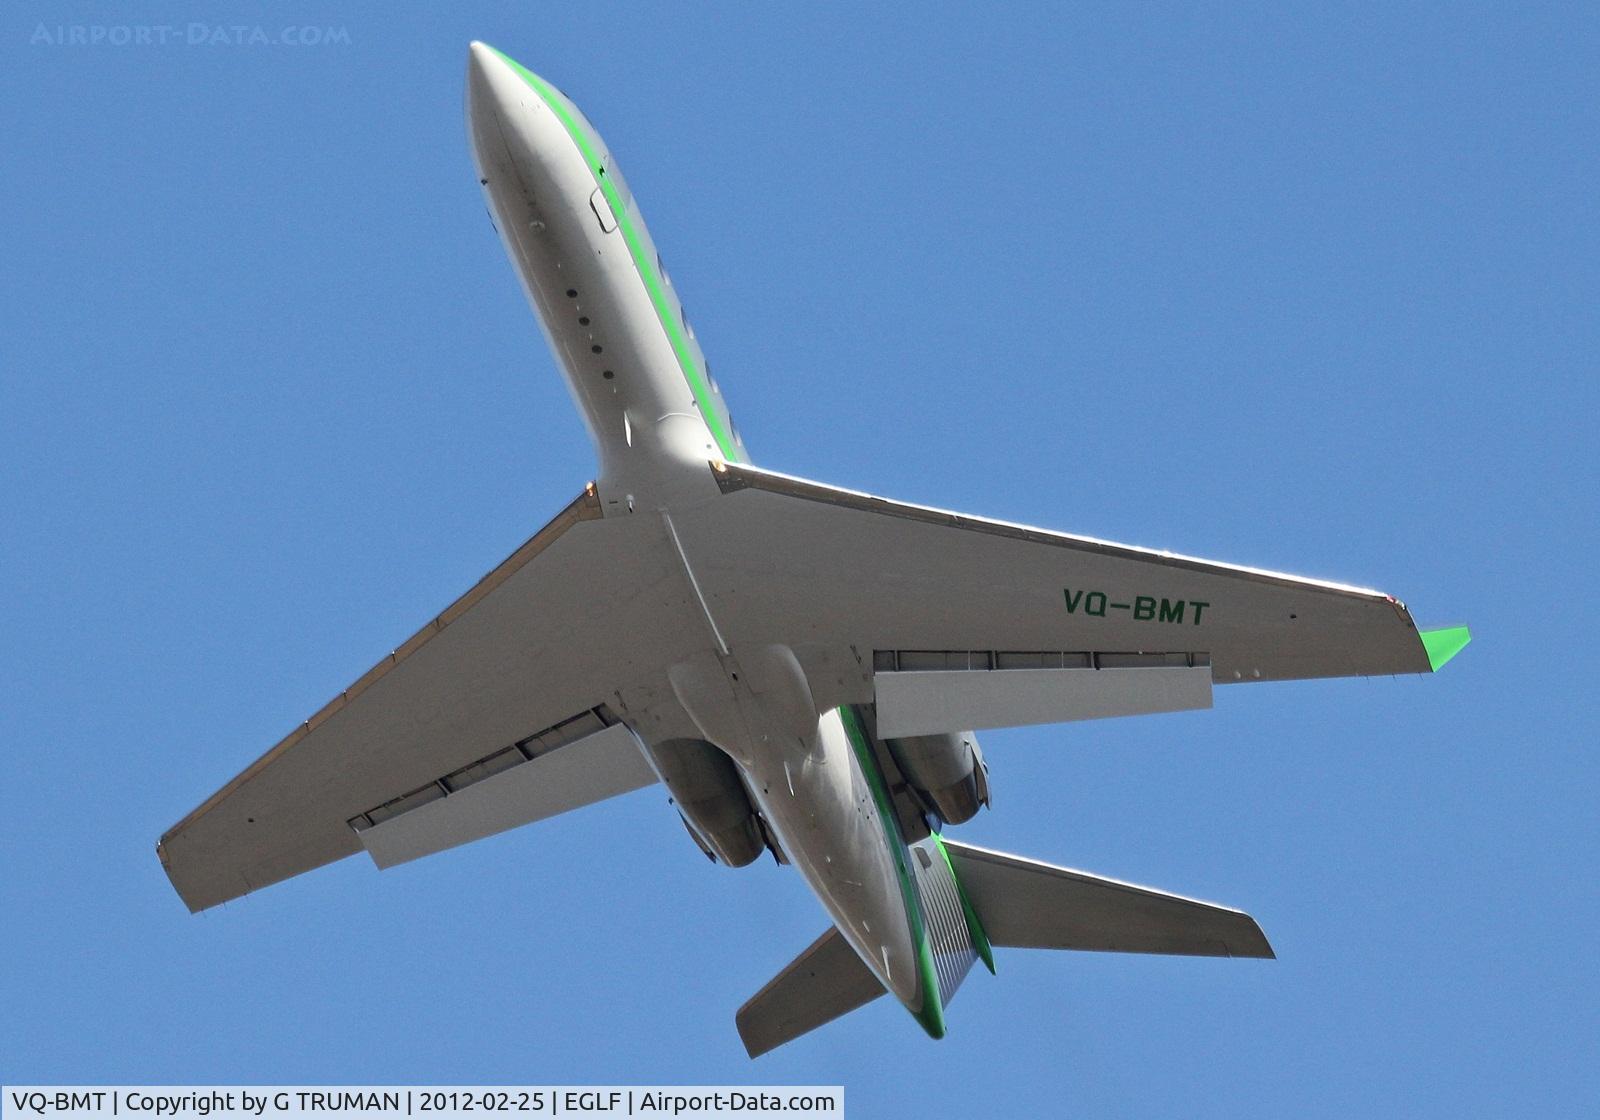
[1420, 625, 1472, 671]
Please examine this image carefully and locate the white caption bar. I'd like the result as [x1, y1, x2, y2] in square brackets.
[2, 1089, 844, 1120]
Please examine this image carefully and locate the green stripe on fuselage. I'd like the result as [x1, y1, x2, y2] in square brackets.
[488, 47, 741, 464]
[932, 831, 995, 975]
[837, 705, 946, 1040]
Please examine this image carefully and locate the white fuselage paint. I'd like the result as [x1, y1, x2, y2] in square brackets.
[465, 44, 939, 1023]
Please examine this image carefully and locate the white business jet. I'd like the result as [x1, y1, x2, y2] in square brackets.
[158, 43, 1470, 1056]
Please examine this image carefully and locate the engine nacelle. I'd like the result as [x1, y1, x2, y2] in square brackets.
[642, 738, 765, 866]
[885, 730, 991, 826]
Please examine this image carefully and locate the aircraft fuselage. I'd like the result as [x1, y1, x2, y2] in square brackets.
[466, 42, 967, 1035]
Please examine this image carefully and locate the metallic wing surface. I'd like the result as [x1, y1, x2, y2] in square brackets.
[159, 492, 702, 911]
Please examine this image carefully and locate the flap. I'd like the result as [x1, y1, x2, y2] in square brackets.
[874, 659, 1211, 737]
[354, 718, 657, 870]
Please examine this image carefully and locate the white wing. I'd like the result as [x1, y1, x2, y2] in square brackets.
[672, 463, 1436, 697]
[158, 489, 706, 911]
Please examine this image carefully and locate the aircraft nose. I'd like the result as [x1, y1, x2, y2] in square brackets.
[466, 40, 504, 82]
[466, 40, 516, 118]
[465, 41, 534, 172]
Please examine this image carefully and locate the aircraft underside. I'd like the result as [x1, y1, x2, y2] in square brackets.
[155, 41, 1468, 1057]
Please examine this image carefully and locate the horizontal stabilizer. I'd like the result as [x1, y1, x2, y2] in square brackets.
[736, 926, 886, 1058]
[942, 840, 1273, 958]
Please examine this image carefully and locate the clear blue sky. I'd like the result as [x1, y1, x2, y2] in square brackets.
[3, 3, 1595, 1115]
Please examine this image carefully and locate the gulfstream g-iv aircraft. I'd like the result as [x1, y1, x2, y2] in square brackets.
[158, 43, 1471, 1056]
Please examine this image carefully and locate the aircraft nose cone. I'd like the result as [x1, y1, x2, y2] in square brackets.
[465, 40, 513, 115]
[465, 41, 530, 170]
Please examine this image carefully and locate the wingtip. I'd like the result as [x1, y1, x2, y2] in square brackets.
[1419, 625, 1472, 672]
[735, 1025, 768, 1060]
[1236, 915, 1276, 959]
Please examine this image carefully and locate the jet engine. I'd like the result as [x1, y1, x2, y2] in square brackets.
[641, 737, 765, 866]
[884, 730, 991, 826]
